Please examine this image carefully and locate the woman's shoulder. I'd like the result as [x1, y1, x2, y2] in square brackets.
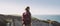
[23, 12, 26, 15]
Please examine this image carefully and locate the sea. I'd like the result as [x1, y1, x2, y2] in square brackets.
[33, 15, 60, 23]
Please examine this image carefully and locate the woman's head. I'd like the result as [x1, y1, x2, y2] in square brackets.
[25, 6, 30, 11]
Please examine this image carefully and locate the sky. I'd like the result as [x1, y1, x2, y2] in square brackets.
[0, 0, 60, 15]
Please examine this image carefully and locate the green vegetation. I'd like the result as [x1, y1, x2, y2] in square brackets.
[32, 17, 39, 20]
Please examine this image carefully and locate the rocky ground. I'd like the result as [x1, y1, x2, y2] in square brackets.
[0, 14, 60, 26]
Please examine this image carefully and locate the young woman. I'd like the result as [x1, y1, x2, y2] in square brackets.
[22, 6, 31, 26]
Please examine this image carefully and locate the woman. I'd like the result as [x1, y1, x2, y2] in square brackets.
[22, 6, 31, 26]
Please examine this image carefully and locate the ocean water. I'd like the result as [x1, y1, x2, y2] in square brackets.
[33, 15, 60, 23]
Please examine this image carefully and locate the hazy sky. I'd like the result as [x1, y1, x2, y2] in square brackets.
[0, 0, 60, 15]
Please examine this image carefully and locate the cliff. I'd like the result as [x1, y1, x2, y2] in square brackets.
[0, 14, 60, 26]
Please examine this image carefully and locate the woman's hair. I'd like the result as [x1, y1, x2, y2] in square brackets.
[25, 6, 30, 10]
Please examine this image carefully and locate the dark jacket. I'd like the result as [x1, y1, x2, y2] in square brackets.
[22, 11, 31, 24]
